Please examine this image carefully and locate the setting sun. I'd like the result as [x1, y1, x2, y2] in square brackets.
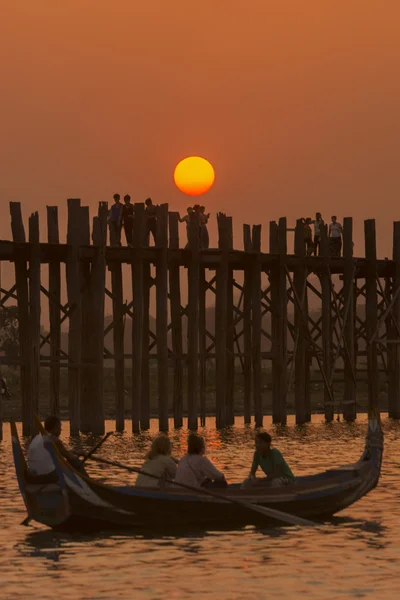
[173, 156, 215, 196]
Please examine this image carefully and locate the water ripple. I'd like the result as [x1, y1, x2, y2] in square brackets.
[1, 415, 400, 599]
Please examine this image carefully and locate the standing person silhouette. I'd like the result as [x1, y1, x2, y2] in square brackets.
[108, 194, 122, 246]
[199, 206, 210, 249]
[145, 198, 157, 245]
[312, 212, 324, 256]
[120, 194, 134, 246]
[179, 206, 194, 248]
[329, 216, 343, 257]
[303, 218, 314, 256]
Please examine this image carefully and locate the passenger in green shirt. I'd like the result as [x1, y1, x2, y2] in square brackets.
[249, 432, 295, 486]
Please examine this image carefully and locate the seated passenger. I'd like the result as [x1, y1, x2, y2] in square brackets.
[27, 415, 86, 482]
[135, 435, 178, 488]
[243, 432, 295, 488]
[175, 433, 227, 489]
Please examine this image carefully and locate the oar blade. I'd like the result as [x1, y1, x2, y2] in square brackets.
[240, 500, 315, 527]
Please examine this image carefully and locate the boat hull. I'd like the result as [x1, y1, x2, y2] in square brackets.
[11, 415, 383, 532]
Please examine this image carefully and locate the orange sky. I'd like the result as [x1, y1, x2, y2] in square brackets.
[1, 0, 400, 258]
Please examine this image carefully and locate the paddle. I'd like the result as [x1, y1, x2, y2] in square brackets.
[81, 432, 114, 464]
[20, 420, 113, 527]
[88, 454, 315, 527]
[33, 415, 113, 467]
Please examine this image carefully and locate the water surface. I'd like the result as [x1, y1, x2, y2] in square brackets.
[1, 415, 399, 599]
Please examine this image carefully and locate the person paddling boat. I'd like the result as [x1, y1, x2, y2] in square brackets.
[27, 415, 87, 482]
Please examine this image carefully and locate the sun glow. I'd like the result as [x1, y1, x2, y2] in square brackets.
[173, 156, 215, 196]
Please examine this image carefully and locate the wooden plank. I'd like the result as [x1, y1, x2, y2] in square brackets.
[364, 219, 379, 416]
[199, 266, 207, 427]
[278, 217, 288, 424]
[252, 223, 262, 427]
[28, 212, 41, 427]
[226, 217, 235, 426]
[169, 212, 183, 428]
[66, 198, 82, 434]
[270, 218, 287, 424]
[46, 206, 61, 416]
[187, 211, 200, 430]
[87, 203, 107, 434]
[156, 203, 169, 431]
[111, 261, 125, 432]
[141, 261, 151, 431]
[131, 203, 145, 432]
[343, 218, 356, 421]
[79, 205, 92, 433]
[242, 224, 253, 423]
[10, 202, 31, 435]
[388, 221, 400, 418]
[293, 218, 309, 424]
[320, 223, 333, 422]
[243, 224, 252, 253]
[269, 221, 278, 423]
[215, 213, 229, 428]
[140, 207, 151, 431]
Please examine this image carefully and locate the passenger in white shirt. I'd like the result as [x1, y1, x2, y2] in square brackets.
[135, 434, 178, 488]
[329, 216, 343, 257]
[27, 415, 86, 482]
[175, 433, 227, 489]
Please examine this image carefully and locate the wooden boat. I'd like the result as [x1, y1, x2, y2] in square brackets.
[11, 411, 383, 531]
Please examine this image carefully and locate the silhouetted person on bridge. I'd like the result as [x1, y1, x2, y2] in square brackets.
[312, 212, 324, 256]
[179, 206, 194, 248]
[329, 216, 343, 257]
[145, 198, 157, 245]
[120, 194, 134, 246]
[303, 217, 314, 256]
[199, 206, 210, 249]
[108, 194, 122, 246]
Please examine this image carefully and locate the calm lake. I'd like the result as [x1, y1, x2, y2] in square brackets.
[1, 415, 399, 600]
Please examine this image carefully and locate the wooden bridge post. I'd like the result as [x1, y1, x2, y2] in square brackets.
[225, 217, 235, 426]
[343, 218, 356, 421]
[66, 198, 83, 434]
[252, 224, 263, 428]
[131, 203, 145, 433]
[28, 212, 41, 427]
[320, 224, 333, 422]
[293, 218, 310, 424]
[110, 259, 125, 432]
[87, 203, 107, 434]
[187, 212, 200, 430]
[242, 224, 252, 424]
[270, 218, 288, 424]
[156, 203, 169, 432]
[169, 212, 183, 428]
[141, 220, 151, 432]
[79, 206, 92, 433]
[215, 214, 228, 428]
[199, 265, 207, 427]
[388, 221, 400, 418]
[364, 220, 379, 414]
[10, 202, 31, 435]
[46, 206, 61, 416]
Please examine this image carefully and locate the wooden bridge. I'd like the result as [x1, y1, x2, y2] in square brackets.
[0, 199, 399, 438]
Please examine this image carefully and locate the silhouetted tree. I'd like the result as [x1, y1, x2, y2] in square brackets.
[0, 306, 19, 358]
